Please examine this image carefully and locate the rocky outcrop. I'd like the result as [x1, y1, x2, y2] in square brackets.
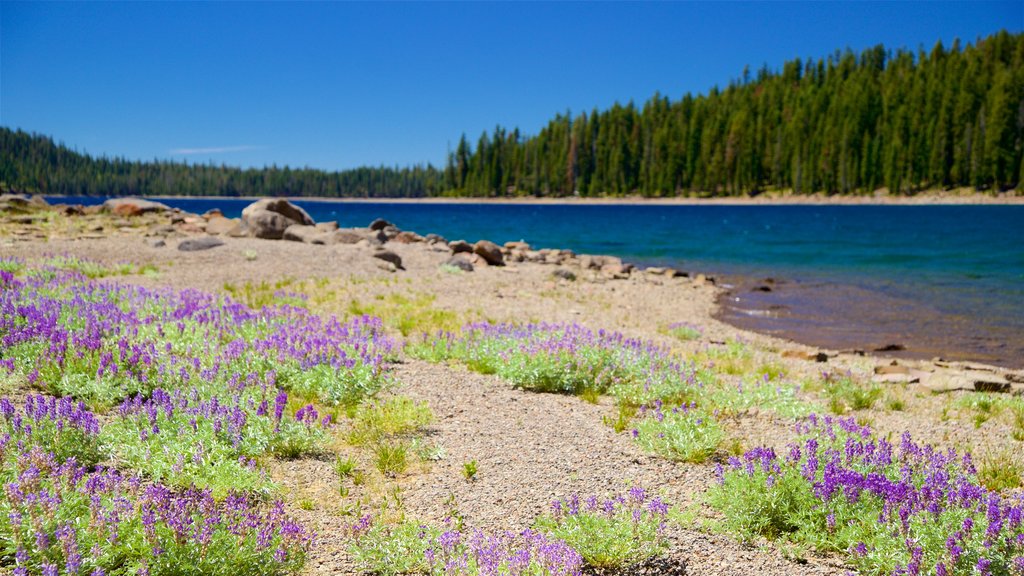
[240, 199, 315, 239]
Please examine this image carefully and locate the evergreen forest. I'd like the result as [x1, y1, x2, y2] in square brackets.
[2, 31, 1021, 198]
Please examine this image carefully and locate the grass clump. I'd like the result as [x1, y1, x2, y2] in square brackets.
[374, 442, 409, 477]
[708, 414, 1024, 576]
[631, 401, 723, 463]
[978, 452, 1023, 491]
[821, 372, 881, 413]
[347, 396, 433, 445]
[534, 488, 670, 570]
[462, 460, 478, 481]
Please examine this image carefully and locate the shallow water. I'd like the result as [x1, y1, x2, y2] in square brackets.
[50, 197, 1024, 368]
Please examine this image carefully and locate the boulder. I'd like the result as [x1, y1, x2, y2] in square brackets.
[473, 240, 504, 266]
[444, 255, 474, 272]
[202, 208, 224, 219]
[283, 224, 321, 243]
[332, 229, 365, 244]
[425, 233, 448, 245]
[449, 240, 473, 254]
[369, 218, 394, 231]
[205, 217, 240, 236]
[242, 210, 293, 239]
[381, 225, 401, 240]
[315, 221, 339, 233]
[240, 198, 314, 239]
[505, 241, 531, 251]
[177, 236, 225, 252]
[102, 197, 171, 217]
[552, 268, 577, 281]
[372, 249, 403, 270]
[394, 231, 423, 244]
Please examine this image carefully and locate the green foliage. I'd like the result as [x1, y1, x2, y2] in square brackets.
[707, 379, 816, 419]
[347, 396, 433, 446]
[374, 442, 409, 477]
[534, 490, 670, 570]
[822, 372, 882, 413]
[978, 452, 1023, 492]
[350, 521, 439, 576]
[632, 404, 723, 463]
[462, 460, 478, 481]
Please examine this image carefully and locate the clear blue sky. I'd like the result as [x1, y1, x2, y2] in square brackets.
[2, 1, 1020, 172]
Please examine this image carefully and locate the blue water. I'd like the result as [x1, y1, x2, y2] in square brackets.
[48, 197, 1024, 367]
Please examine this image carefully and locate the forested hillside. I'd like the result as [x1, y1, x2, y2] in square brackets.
[2, 31, 1021, 198]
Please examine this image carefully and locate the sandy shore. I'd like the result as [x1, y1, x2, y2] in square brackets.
[2, 201, 1023, 575]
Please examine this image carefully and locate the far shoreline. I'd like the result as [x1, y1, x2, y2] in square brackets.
[41, 188, 1023, 206]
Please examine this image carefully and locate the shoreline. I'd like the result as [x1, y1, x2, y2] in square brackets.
[41, 188, 1023, 206]
[17, 192, 1024, 371]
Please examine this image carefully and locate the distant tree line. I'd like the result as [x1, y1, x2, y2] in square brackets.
[2, 31, 1021, 199]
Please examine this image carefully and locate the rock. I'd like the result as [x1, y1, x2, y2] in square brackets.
[425, 233, 448, 245]
[873, 373, 920, 384]
[920, 372, 974, 394]
[782, 350, 829, 362]
[544, 252, 564, 265]
[177, 236, 225, 252]
[394, 231, 423, 244]
[332, 229, 365, 244]
[874, 364, 911, 375]
[552, 268, 576, 281]
[973, 375, 1011, 393]
[753, 285, 772, 292]
[874, 344, 906, 352]
[449, 240, 473, 254]
[369, 229, 388, 245]
[579, 255, 595, 270]
[372, 249, 403, 269]
[693, 274, 707, 286]
[381, 225, 401, 240]
[601, 263, 633, 278]
[102, 197, 171, 216]
[145, 238, 166, 248]
[444, 255, 474, 272]
[505, 241, 532, 251]
[470, 254, 490, 268]
[0, 193, 30, 210]
[240, 210, 291, 240]
[240, 198, 315, 239]
[369, 218, 394, 231]
[663, 268, 682, 278]
[283, 224, 321, 243]
[644, 267, 667, 275]
[202, 208, 224, 219]
[375, 260, 397, 273]
[57, 204, 85, 216]
[473, 240, 504, 266]
[315, 221, 339, 233]
[205, 217, 240, 236]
